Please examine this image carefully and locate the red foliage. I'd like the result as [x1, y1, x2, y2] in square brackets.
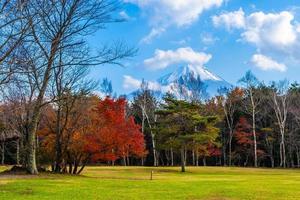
[85, 97, 146, 162]
[234, 117, 265, 157]
[234, 117, 253, 146]
[208, 144, 222, 157]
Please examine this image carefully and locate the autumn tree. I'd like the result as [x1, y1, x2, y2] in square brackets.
[38, 95, 99, 174]
[12, 0, 135, 174]
[85, 97, 146, 166]
[47, 54, 96, 173]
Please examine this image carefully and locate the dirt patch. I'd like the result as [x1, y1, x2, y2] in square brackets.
[0, 166, 52, 179]
[0, 166, 29, 175]
[0, 165, 48, 174]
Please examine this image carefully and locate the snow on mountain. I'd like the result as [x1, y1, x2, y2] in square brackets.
[158, 65, 221, 85]
[126, 65, 232, 100]
[157, 65, 232, 99]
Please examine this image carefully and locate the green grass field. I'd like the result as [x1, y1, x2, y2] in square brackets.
[0, 166, 300, 199]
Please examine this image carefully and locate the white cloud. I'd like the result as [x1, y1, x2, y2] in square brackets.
[125, 0, 224, 42]
[144, 47, 212, 70]
[201, 33, 218, 45]
[213, 10, 298, 48]
[123, 75, 162, 91]
[140, 27, 165, 44]
[126, 0, 223, 27]
[242, 11, 297, 48]
[251, 54, 286, 72]
[213, 9, 300, 69]
[123, 75, 141, 90]
[212, 8, 245, 30]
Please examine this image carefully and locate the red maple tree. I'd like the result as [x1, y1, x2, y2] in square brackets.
[234, 117, 265, 165]
[85, 97, 146, 163]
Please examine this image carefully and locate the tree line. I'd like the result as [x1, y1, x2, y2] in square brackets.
[129, 71, 300, 172]
[1, 0, 300, 174]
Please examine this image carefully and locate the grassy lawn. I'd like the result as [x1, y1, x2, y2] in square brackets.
[0, 166, 300, 199]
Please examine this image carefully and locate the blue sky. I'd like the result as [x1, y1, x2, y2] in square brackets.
[87, 0, 300, 95]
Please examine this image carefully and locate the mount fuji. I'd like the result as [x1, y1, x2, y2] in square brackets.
[127, 65, 232, 100]
[158, 65, 231, 98]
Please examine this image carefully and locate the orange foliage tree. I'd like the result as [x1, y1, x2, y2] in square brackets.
[85, 97, 146, 165]
[38, 96, 146, 173]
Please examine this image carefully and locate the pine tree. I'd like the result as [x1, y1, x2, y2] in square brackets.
[156, 95, 219, 172]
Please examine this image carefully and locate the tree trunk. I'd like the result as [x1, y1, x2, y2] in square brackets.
[123, 156, 126, 166]
[296, 146, 300, 168]
[141, 107, 158, 167]
[229, 130, 233, 166]
[77, 160, 88, 174]
[244, 154, 249, 167]
[126, 156, 130, 166]
[16, 139, 20, 165]
[184, 148, 187, 165]
[55, 106, 63, 173]
[140, 108, 146, 167]
[192, 150, 195, 166]
[25, 32, 61, 174]
[24, 86, 46, 174]
[196, 151, 199, 166]
[26, 119, 39, 174]
[252, 110, 258, 167]
[1, 141, 4, 165]
[68, 163, 73, 174]
[180, 147, 186, 172]
[153, 146, 157, 167]
[203, 157, 206, 166]
[288, 137, 293, 168]
[222, 141, 226, 166]
[270, 155, 274, 168]
[73, 161, 78, 174]
[170, 148, 174, 166]
[280, 133, 286, 168]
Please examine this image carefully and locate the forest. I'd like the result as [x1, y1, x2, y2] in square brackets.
[2, 69, 300, 173]
[0, 0, 300, 177]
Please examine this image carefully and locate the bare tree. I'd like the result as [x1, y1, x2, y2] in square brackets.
[218, 87, 242, 166]
[0, 0, 29, 85]
[48, 51, 97, 173]
[239, 71, 261, 167]
[132, 80, 158, 166]
[12, 0, 136, 174]
[269, 80, 290, 168]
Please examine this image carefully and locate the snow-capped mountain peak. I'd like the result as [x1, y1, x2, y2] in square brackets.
[158, 65, 222, 85]
[125, 65, 232, 100]
[157, 65, 231, 98]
